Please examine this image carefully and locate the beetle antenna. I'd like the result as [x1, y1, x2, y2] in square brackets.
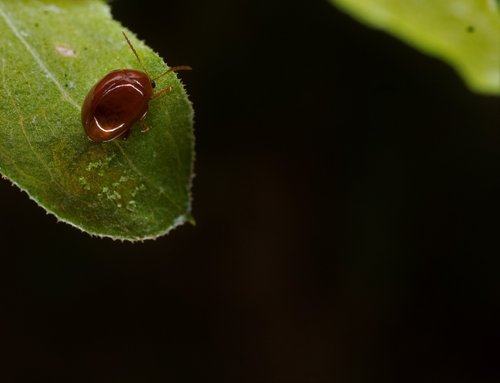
[152, 66, 192, 81]
[122, 31, 150, 77]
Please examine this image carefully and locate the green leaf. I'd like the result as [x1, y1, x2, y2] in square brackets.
[330, 0, 500, 95]
[0, 0, 194, 241]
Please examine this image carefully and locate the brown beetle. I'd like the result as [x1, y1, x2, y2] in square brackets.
[81, 32, 191, 142]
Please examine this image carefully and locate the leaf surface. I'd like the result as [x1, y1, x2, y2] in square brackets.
[0, 0, 194, 240]
[330, 0, 500, 94]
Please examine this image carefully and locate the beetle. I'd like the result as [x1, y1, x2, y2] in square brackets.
[81, 32, 191, 142]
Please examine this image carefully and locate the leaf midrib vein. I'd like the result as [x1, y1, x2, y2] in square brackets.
[0, 3, 79, 109]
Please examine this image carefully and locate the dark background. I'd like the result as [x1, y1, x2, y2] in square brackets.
[1, 0, 499, 381]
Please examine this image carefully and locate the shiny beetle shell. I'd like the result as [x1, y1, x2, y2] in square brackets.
[81, 69, 154, 142]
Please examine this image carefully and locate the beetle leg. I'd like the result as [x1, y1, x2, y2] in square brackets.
[121, 128, 131, 141]
[139, 117, 149, 133]
[152, 85, 173, 99]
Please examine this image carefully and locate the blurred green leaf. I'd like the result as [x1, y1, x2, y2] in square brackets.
[330, 0, 500, 94]
[0, 0, 194, 241]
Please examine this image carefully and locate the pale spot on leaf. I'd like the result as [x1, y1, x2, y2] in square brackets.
[55, 45, 77, 57]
